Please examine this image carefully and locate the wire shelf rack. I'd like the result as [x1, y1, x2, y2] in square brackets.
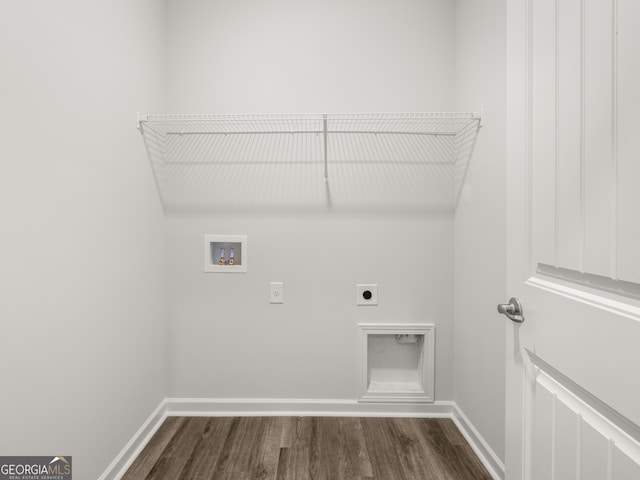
[137, 112, 482, 212]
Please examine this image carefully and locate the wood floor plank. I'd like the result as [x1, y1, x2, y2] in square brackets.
[276, 417, 372, 480]
[361, 417, 411, 480]
[393, 418, 441, 480]
[277, 416, 299, 448]
[338, 417, 374, 478]
[312, 417, 348, 479]
[121, 417, 186, 480]
[275, 417, 314, 480]
[422, 419, 492, 480]
[454, 443, 493, 480]
[434, 418, 468, 446]
[124, 416, 493, 480]
[207, 417, 253, 480]
[175, 417, 236, 479]
[275, 445, 310, 480]
[208, 416, 282, 480]
[143, 417, 211, 480]
[249, 416, 284, 480]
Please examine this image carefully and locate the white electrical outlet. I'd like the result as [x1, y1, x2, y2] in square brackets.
[356, 284, 378, 306]
[270, 282, 284, 304]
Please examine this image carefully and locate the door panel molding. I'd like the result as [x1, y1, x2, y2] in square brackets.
[536, 264, 640, 301]
[526, 275, 640, 322]
[530, 0, 638, 287]
[524, 349, 640, 479]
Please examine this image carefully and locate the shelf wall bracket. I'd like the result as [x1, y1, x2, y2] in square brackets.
[137, 113, 148, 131]
[323, 114, 329, 183]
[474, 110, 484, 128]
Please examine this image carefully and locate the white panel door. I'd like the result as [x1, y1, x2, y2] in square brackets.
[505, 1, 640, 479]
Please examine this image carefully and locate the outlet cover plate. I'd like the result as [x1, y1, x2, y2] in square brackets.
[270, 282, 284, 304]
[357, 284, 378, 306]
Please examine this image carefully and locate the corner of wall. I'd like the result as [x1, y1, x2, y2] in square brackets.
[452, 0, 507, 465]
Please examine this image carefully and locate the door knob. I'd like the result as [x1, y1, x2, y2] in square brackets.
[497, 297, 524, 323]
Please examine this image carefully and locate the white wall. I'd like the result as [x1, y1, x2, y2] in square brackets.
[0, 2, 167, 478]
[164, 0, 457, 402]
[165, 0, 455, 113]
[167, 213, 453, 399]
[453, 0, 507, 465]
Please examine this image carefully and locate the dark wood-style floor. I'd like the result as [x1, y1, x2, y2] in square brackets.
[122, 416, 492, 480]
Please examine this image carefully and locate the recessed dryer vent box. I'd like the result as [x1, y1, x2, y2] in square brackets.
[204, 235, 247, 273]
[358, 323, 435, 403]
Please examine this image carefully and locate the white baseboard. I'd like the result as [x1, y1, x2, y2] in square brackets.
[165, 397, 454, 417]
[97, 399, 167, 480]
[452, 403, 505, 480]
[100, 398, 504, 480]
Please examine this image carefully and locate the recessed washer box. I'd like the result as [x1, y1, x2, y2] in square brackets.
[204, 235, 247, 273]
[358, 323, 435, 403]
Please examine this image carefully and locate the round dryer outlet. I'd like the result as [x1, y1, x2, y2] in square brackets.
[356, 284, 378, 306]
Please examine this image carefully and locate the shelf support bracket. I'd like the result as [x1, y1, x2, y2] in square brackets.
[473, 110, 484, 128]
[323, 114, 329, 182]
[137, 113, 148, 131]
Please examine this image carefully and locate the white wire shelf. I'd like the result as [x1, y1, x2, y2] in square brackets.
[137, 112, 482, 212]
